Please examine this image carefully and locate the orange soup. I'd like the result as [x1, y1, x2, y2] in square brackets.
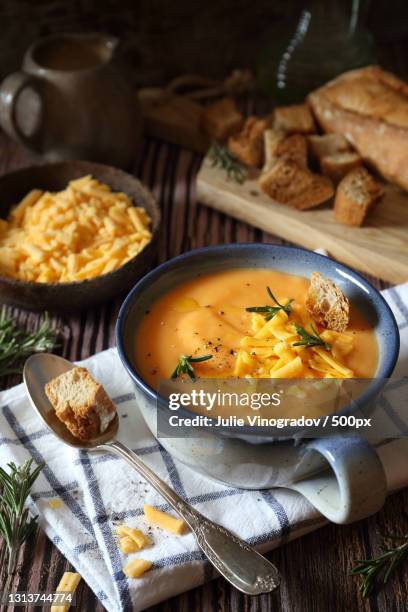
[135, 268, 378, 389]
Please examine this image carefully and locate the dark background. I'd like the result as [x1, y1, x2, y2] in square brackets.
[1, 0, 408, 86]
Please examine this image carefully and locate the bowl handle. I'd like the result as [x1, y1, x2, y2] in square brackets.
[287, 435, 387, 524]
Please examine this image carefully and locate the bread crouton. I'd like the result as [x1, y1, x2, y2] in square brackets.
[307, 133, 350, 160]
[306, 272, 350, 332]
[200, 98, 243, 143]
[320, 152, 363, 183]
[228, 116, 267, 167]
[263, 131, 307, 171]
[262, 129, 285, 171]
[258, 159, 334, 210]
[334, 167, 384, 226]
[273, 104, 315, 134]
[45, 367, 116, 441]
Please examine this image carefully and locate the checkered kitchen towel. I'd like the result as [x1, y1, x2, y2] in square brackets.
[0, 283, 407, 612]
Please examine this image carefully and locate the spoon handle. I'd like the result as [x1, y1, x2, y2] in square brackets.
[103, 439, 280, 595]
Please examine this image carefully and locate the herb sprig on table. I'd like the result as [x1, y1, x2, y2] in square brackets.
[351, 533, 408, 596]
[171, 354, 213, 381]
[246, 286, 293, 321]
[292, 323, 331, 350]
[0, 460, 44, 575]
[0, 310, 57, 378]
[209, 142, 246, 184]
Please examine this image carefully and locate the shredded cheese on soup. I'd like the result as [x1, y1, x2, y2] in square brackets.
[234, 306, 354, 379]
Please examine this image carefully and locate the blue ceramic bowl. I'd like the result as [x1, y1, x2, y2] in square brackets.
[116, 244, 400, 402]
[115, 245, 398, 521]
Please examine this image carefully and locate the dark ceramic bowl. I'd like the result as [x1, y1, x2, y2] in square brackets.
[0, 161, 161, 311]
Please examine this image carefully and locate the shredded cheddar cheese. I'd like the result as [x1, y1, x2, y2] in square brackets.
[234, 308, 354, 379]
[143, 504, 187, 535]
[116, 525, 151, 551]
[47, 498, 63, 509]
[0, 176, 152, 283]
[50, 572, 81, 611]
[119, 536, 141, 554]
[123, 558, 153, 579]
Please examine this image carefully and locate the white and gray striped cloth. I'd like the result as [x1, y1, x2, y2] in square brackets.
[0, 283, 407, 612]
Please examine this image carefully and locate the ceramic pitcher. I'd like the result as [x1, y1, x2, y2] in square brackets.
[0, 33, 141, 168]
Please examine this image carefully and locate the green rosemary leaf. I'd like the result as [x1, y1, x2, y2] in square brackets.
[171, 354, 213, 381]
[0, 460, 44, 575]
[209, 142, 246, 184]
[351, 533, 408, 597]
[246, 286, 293, 321]
[0, 310, 57, 378]
[292, 323, 331, 350]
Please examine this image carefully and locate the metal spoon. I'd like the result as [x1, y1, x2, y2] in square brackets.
[23, 353, 280, 595]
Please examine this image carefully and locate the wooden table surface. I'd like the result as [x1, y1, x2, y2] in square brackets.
[0, 128, 407, 612]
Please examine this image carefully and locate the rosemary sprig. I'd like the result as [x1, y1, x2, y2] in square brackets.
[0, 460, 44, 575]
[209, 142, 246, 183]
[246, 286, 293, 321]
[171, 354, 213, 381]
[0, 310, 57, 378]
[351, 533, 408, 597]
[292, 323, 331, 350]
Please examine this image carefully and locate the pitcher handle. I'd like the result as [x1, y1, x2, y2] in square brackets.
[0, 71, 43, 148]
[287, 435, 387, 524]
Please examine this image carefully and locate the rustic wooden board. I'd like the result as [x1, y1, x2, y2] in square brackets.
[197, 154, 408, 284]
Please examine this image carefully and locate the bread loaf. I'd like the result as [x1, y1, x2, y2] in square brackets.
[308, 66, 408, 190]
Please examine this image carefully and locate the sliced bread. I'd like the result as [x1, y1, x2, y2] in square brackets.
[306, 272, 350, 332]
[263, 131, 308, 171]
[228, 116, 268, 167]
[307, 133, 350, 160]
[273, 104, 315, 134]
[258, 159, 334, 210]
[320, 151, 362, 183]
[334, 167, 384, 226]
[262, 129, 286, 171]
[45, 366, 116, 441]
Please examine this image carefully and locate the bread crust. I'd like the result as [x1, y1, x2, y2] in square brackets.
[308, 66, 408, 190]
[306, 272, 349, 332]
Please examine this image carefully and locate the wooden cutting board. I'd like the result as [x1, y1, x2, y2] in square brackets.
[197, 153, 408, 284]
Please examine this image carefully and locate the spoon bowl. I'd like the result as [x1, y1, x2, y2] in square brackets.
[24, 353, 119, 449]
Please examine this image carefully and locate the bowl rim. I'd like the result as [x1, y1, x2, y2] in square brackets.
[0, 160, 161, 289]
[116, 243, 400, 435]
